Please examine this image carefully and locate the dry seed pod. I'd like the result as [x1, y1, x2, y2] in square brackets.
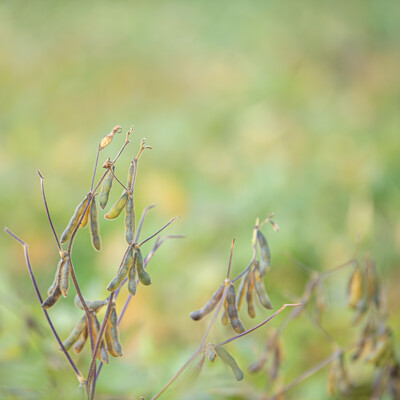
[190, 283, 224, 321]
[221, 297, 228, 326]
[60, 193, 90, 243]
[227, 284, 245, 334]
[60, 257, 71, 298]
[80, 198, 91, 228]
[257, 230, 271, 277]
[73, 325, 88, 354]
[105, 190, 128, 220]
[62, 315, 87, 351]
[215, 346, 244, 381]
[99, 125, 121, 150]
[125, 194, 135, 245]
[107, 248, 135, 292]
[74, 295, 108, 312]
[127, 249, 138, 296]
[366, 328, 393, 366]
[126, 161, 135, 189]
[328, 352, 352, 396]
[47, 257, 64, 296]
[93, 314, 109, 364]
[99, 166, 115, 209]
[246, 269, 256, 319]
[254, 262, 273, 309]
[89, 194, 101, 251]
[236, 270, 250, 311]
[105, 303, 123, 357]
[136, 248, 151, 286]
[348, 265, 364, 309]
[42, 285, 62, 309]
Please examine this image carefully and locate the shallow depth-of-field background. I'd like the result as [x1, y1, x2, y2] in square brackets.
[1, 1, 400, 399]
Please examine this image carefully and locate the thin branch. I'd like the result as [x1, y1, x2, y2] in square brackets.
[90, 147, 101, 192]
[226, 239, 235, 279]
[37, 171, 62, 254]
[110, 168, 129, 192]
[4, 228, 85, 384]
[215, 304, 301, 348]
[139, 217, 179, 247]
[135, 204, 156, 242]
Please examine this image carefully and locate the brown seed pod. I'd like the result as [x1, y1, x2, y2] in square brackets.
[80, 198, 91, 228]
[366, 328, 394, 366]
[60, 193, 90, 243]
[136, 248, 151, 286]
[226, 284, 245, 334]
[60, 257, 71, 298]
[42, 285, 62, 309]
[257, 230, 271, 277]
[365, 257, 380, 308]
[254, 262, 273, 309]
[73, 325, 88, 354]
[221, 297, 229, 326]
[93, 314, 109, 364]
[105, 303, 123, 357]
[107, 248, 135, 292]
[74, 295, 108, 312]
[105, 190, 129, 220]
[47, 257, 64, 296]
[99, 125, 121, 150]
[127, 249, 138, 296]
[348, 265, 364, 309]
[215, 346, 244, 381]
[62, 315, 87, 351]
[99, 166, 115, 209]
[89, 194, 101, 251]
[236, 270, 250, 311]
[125, 193, 135, 245]
[190, 283, 224, 321]
[246, 269, 256, 319]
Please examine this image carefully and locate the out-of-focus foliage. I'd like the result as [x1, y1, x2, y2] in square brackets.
[1, 1, 399, 399]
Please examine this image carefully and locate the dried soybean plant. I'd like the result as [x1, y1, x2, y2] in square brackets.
[5, 126, 182, 399]
[243, 250, 400, 400]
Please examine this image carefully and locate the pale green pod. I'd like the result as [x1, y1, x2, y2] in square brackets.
[227, 284, 245, 334]
[99, 166, 115, 209]
[74, 295, 107, 312]
[206, 346, 217, 362]
[221, 297, 228, 326]
[60, 193, 90, 243]
[254, 262, 273, 309]
[236, 270, 250, 311]
[62, 315, 87, 351]
[105, 303, 123, 357]
[105, 190, 128, 220]
[257, 230, 271, 277]
[73, 325, 88, 354]
[127, 250, 138, 296]
[125, 194, 135, 245]
[89, 194, 101, 251]
[48, 257, 64, 296]
[80, 199, 91, 228]
[190, 283, 224, 321]
[93, 314, 109, 364]
[60, 257, 71, 298]
[42, 285, 62, 309]
[136, 248, 151, 286]
[106, 248, 134, 292]
[215, 346, 244, 381]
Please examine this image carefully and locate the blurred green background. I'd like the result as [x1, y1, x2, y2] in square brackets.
[1, 1, 399, 399]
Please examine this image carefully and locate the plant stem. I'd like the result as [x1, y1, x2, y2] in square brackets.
[139, 217, 179, 247]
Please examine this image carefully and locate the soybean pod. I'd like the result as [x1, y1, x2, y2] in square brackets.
[74, 295, 107, 312]
[257, 230, 271, 277]
[226, 284, 245, 333]
[89, 194, 101, 251]
[254, 261, 273, 309]
[125, 193, 135, 245]
[47, 257, 64, 296]
[127, 251, 138, 296]
[60, 193, 90, 243]
[246, 269, 256, 318]
[60, 257, 71, 298]
[99, 166, 114, 209]
[105, 190, 128, 220]
[215, 346, 244, 381]
[105, 303, 123, 357]
[136, 248, 151, 286]
[42, 285, 62, 309]
[236, 270, 250, 311]
[93, 314, 109, 364]
[190, 283, 224, 321]
[62, 315, 87, 351]
[73, 325, 88, 354]
[107, 248, 134, 292]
